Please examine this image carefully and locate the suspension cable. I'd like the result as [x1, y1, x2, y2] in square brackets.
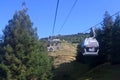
[51, 0, 120, 37]
[58, 0, 78, 33]
[52, 0, 60, 38]
[83, 11, 120, 33]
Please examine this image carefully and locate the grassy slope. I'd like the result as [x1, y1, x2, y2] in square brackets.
[49, 41, 89, 80]
[79, 63, 120, 80]
[54, 62, 120, 80]
[49, 41, 120, 80]
[53, 61, 89, 80]
[49, 41, 77, 67]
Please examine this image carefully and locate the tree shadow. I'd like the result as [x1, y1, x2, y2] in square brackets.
[53, 61, 89, 80]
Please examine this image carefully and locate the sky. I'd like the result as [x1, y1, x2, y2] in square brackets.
[0, 0, 120, 38]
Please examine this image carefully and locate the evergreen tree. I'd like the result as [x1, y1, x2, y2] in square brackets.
[76, 42, 85, 63]
[101, 11, 113, 60]
[0, 35, 4, 64]
[0, 9, 52, 80]
[111, 15, 120, 64]
[96, 28, 108, 63]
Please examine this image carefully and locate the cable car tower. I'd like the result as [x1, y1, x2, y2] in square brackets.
[82, 27, 99, 55]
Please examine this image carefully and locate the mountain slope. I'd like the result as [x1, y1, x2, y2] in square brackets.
[48, 41, 120, 80]
[49, 41, 77, 67]
[79, 63, 120, 80]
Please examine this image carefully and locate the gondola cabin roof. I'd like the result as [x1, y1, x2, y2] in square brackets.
[84, 37, 99, 47]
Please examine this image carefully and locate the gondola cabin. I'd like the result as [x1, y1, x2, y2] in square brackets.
[83, 37, 99, 55]
[48, 39, 60, 52]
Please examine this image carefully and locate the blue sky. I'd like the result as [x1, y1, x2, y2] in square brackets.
[0, 0, 120, 38]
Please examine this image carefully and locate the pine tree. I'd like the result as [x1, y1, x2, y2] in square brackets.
[111, 15, 120, 64]
[76, 42, 85, 63]
[0, 9, 52, 80]
[101, 11, 113, 60]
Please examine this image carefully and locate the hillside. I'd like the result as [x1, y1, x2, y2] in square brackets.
[41, 33, 89, 43]
[48, 41, 77, 67]
[79, 63, 120, 80]
[48, 41, 120, 80]
[48, 41, 89, 80]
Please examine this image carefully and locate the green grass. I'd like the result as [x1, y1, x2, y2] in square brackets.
[53, 62, 120, 80]
[53, 61, 89, 80]
[78, 63, 120, 80]
[51, 41, 120, 80]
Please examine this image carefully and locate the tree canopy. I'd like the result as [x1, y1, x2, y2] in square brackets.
[0, 9, 52, 80]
